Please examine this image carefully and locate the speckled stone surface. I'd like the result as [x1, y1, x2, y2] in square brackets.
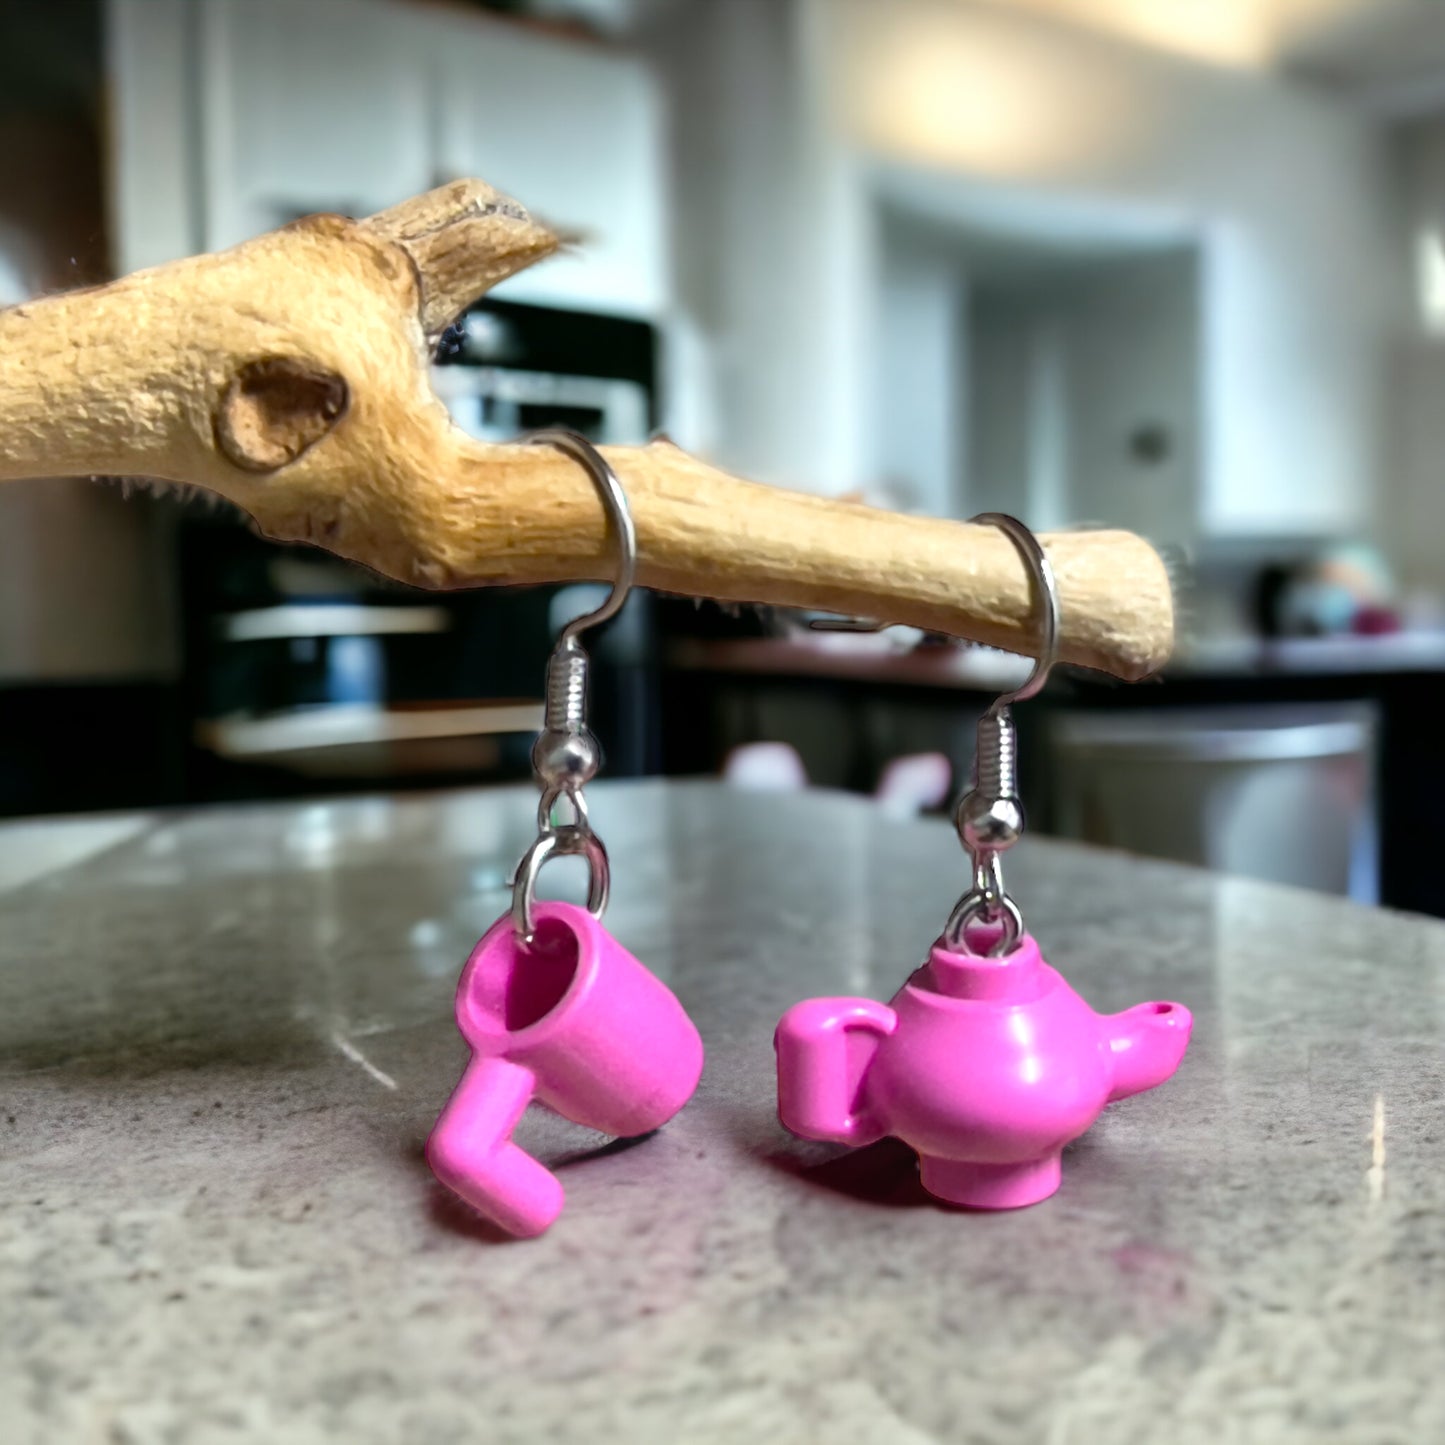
[3, 781, 1444, 1444]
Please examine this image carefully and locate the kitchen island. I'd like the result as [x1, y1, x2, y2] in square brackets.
[2, 782, 1442, 1443]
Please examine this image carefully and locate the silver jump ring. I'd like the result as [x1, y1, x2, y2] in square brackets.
[943, 892, 1024, 958]
[527, 428, 638, 638]
[973, 852, 1005, 904]
[511, 828, 611, 946]
[970, 512, 1060, 709]
[537, 784, 590, 838]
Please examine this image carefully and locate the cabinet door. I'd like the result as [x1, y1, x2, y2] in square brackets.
[435, 18, 667, 317]
[107, 0, 205, 271]
[199, 0, 433, 250]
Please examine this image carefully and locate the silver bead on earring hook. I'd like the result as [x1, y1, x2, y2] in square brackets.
[510, 429, 637, 945]
[943, 513, 1060, 959]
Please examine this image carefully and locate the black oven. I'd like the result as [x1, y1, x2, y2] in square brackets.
[178, 301, 659, 801]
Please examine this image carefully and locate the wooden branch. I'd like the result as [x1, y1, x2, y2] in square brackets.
[0, 179, 1174, 680]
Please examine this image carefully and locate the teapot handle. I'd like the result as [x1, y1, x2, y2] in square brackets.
[775, 997, 897, 1145]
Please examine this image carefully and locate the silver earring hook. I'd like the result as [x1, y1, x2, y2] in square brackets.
[510, 428, 637, 946]
[526, 428, 637, 641]
[943, 512, 1060, 958]
[971, 511, 1059, 711]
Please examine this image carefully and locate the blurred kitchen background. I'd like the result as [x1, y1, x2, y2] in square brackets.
[2, 0, 1444, 913]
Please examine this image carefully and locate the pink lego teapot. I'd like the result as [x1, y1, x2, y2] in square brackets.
[775, 928, 1191, 1209]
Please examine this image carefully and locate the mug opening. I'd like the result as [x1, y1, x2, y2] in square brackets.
[504, 916, 580, 1030]
[464, 913, 584, 1038]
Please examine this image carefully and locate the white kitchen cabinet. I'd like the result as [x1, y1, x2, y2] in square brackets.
[115, 0, 668, 316]
[107, 0, 205, 273]
[197, 0, 435, 251]
[431, 16, 668, 317]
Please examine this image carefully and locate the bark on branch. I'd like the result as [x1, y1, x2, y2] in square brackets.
[0, 179, 1173, 679]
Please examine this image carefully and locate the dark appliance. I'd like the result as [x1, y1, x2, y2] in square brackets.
[178, 300, 659, 800]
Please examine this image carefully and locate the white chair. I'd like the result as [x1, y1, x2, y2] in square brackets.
[723, 742, 953, 817]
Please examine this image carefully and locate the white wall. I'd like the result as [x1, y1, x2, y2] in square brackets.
[106, 0, 204, 273]
[646, 0, 879, 495]
[968, 293, 1036, 520]
[648, 0, 823, 488]
[805, 0, 1399, 537]
[1382, 117, 1445, 598]
[1384, 342, 1445, 596]
[875, 220, 965, 516]
[1064, 250, 1201, 541]
[963, 249, 1198, 542]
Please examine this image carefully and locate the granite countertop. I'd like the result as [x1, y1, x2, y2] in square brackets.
[3, 781, 1443, 1443]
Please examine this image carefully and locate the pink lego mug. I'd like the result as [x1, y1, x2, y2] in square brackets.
[428, 901, 704, 1236]
[776, 930, 1191, 1209]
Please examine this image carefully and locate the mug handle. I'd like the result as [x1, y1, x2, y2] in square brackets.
[775, 997, 898, 1146]
[426, 1055, 564, 1237]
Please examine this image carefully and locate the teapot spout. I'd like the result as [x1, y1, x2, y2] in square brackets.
[1107, 1000, 1192, 1101]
